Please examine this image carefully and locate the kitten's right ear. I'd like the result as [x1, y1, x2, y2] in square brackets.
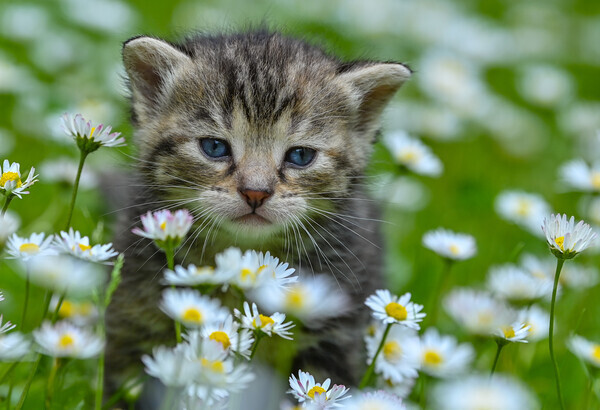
[122, 36, 190, 105]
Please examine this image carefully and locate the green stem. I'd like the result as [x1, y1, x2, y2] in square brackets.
[45, 358, 60, 409]
[490, 340, 505, 375]
[21, 269, 30, 330]
[6, 383, 12, 410]
[0, 361, 19, 385]
[51, 294, 66, 324]
[419, 374, 428, 409]
[549, 258, 566, 410]
[428, 259, 453, 326]
[15, 354, 42, 410]
[95, 351, 105, 410]
[41, 291, 52, 320]
[359, 323, 392, 389]
[64, 150, 88, 230]
[1, 195, 13, 216]
[249, 332, 264, 360]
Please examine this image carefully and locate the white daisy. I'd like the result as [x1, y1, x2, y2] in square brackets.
[234, 301, 294, 340]
[542, 214, 597, 259]
[416, 328, 474, 378]
[132, 209, 193, 249]
[27, 254, 104, 296]
[61, 112, 125, 150]
[431, 374, 539, 410]
[54, 228, 118, 262]
[559, 159, 600, 192]
[444, 288, 516, 336]
[381, 376, 416, 399]
[495, 322, 530, 344]
[163, 264, 233, 287]
[495, 190, 551, 236]
[33, 320, 104, 358]
[0, 330, 30, 361]
[365, 289, 425, 330]
[486, 264, 552, 302]
[567, 335, 600, 367]
[49, 296, 98, 326]
[39, 157, 98, 188]
[382, 131, 443, 177]
[160, 288, 228, 328]
[518, 64, 573, 108]
[288, 369, 350, 407]
[0, 211, 19, 244]
[5, 232, 55, 260]
[365, 324, 420, 384]
[518, 306, 549, 342]
[197, 315, 254, 359]
[561, 263, 599, 290]
[142, 343, 200, 387]
[422, 228, 477, 261]
[345, 390, 406, 410]
[0, 159, 38, 199]
[0, 315, 15, 334]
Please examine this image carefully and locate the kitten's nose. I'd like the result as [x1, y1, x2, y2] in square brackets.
[238, 189, 272, 210]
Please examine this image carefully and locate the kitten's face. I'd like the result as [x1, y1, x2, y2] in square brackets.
[124, 33, 410, 239]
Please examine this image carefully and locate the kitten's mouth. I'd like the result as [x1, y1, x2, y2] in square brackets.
[234, 213, 271, 226]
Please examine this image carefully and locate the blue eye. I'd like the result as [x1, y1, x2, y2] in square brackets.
[285, 147, 316, 167]
[200, 138, 230, 158]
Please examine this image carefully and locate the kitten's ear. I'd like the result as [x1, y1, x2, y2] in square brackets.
[337, 62, 411, 134]
[122, 36, 190, 105]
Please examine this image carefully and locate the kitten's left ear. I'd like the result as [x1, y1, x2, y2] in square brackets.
[337, 62, 411, 134]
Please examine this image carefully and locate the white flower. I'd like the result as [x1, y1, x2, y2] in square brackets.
[382, 131, 443, 176]
[0, 159, 38, 198]
[27, 254, 104, 296]
[444, 288, 516, 336]
[567, 335, 600, 367]
[559, 159, 600, 192]
[345, 390, 406, 410]
[288, 370, 350, 408]
[486, 264, 552, 302]
[0, 211, 19, 244]
[416, 328, 474, 378]
[542, 214, 597, 259]
[518, 306, 549, 342]
[49, 296, 98, 326]
[495, 190, 552, 236]
[160, 288, 228, 328]
[432, 374, 539, 410]
[132, 209, 193, 249]
[365, 324, 420, 384]
[365, 289, 425, 329]
[422, 228, 477, 260]
[163, 264, 232, 287]
[61, 112, 125, 148]
[142, 343, 200, 387]
[518, 65, 573, 107]
[0, 315, 15, 334]
[234, 301, 294, 340]
[39, 157, 98, 188]
[377, 377, 416, 399]
[561, 263, 599, 290]
[197, 315, 254, 359]
[5, 232, 55, 260]
[54, 228, 118, 262]
[495, 322, 530, 344]
[33, 320, 104, 358]
[0, 330, 31, 361]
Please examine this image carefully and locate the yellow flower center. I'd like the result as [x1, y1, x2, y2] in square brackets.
[555, 236, 565, 251]
[0, 172, 22, 188]
[78, 302, 93, 316]
[307, 386, 326, 399]
[503, 327, 515, 339]
[201, 358, 225, 373]
[89, 126, 96, 139]
[383, 341, 402, 362]
[285, 287, 306, 309]
[477, 312, 493, 325]
[240, 268, 255, 281]
[423, 349, 443, 366]
[516, 199, 531, 216]
[59, 301, 75, 318]
[385, 302, 407, 321]
[592, 172, 600, 190]
[160, 221, 166, 230]
[449, 244, 460, 255]
[59, 334, 75, 348]
[78, 243, 92, 252]
[398, 150, 420, 164]
[19, 243, 40, 254]
[252, 314, 275, 328]
[592, 345, 600, 361]
[209, 331, 231, 349]
[182, 307, 203, 324]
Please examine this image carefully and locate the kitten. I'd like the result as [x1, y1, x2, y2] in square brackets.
[105, 30, 410, 406]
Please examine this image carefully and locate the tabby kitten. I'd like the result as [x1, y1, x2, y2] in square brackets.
[105, 30, 411, 404]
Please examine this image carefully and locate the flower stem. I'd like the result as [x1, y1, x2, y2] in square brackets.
[15, 354, 42, 410]
[6, 382, 13, 410]
[249, 332, 264, 360]
[1, 195, 13, 216]
[359, 323, 392, 389]
[95, 350, 105, 410]
[45, 358, 60, 409]
[20, 269, 30, 330]
[165, 247, 181, 343]
[52, 294, 66, 324]
[549, 258, 565, 410]
[64, 150, 88, 230]
[428, 259, 453, 326]
[0, 361, 19, 385]
[490, 340, 505, 375]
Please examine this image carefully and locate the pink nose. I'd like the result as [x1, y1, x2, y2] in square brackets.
[238, 189, 272, 210]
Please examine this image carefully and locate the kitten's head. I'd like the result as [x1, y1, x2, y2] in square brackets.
[123, 31, 410, 238]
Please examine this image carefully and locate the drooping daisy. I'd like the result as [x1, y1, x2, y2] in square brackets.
[495, 322, 530, 344]
[365, 289, 425, 330]
[49, 296, 98, 326]
[27, 254, 104, 296]
[382, 131, 443, 177]
[518, 306, 550, 342]
[54, 228, 118, 262]
[163, 264, 232, 287]
[61, 113, 125, 151]
[365, 324, 420, 384]
[234, 301, 294, 340]
[0, 330, 31, 361]
[196, 315, 254, 359]
[431, 374, 539, 410]
[288, 369, 350, 407]
[132, 209, 193, 250]
[567, 335, 600, 367]
[422, 228, 477, 261]
[0, 211, 19, 244]
[486, 264, 552, 302]
[542, 214, 596, 259]
[495, 190, 551, 236]
[416, 328, 474, 378]
[33, 320, 104, 358]
[559, 159, 600, 192]
[142, 343, 200, 387]
[345, 390, 406, 410]
[160, 288, 228, 328]
[0, 159, 38, 199]
[5, 232, 55, 261]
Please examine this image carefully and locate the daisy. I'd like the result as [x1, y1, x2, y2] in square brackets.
[54, 228, 118, 262]
[288, 370, 350, 407]
[27, 254, 104, 296]
[381, 376, 416, 399]
[0, 330, 31, 361]
[0, 211, 19, 244]
[5, 232, 55, 261]
[561, 263, 599, 290]
[416, 328, 474, 378]
[422, 228, 477, 260]
[0, 315, 15, 334]
[495, 322, 530, 344]
[33, 320, 104, 358]
[234, 301, 294, 340]
[132, 209, 193, 250]
[567, 335, 600, 367]
[542, 214, 596, 259]
[0, 159, 38, 199]
[559, 159, 600, 192]
[345, 390, 406, 410]
[142, 343, 200, 387]
[163, 264, 232, 287]
[61, 113, 125, 151]
[197, 315, 254, 359]
[365, 289, 425, 330]
[518, 306, 549, 342]
[160, 288, 228, 328]
[495, 190, 551, 236]
[486, 264, 552, 302]
[365, 324, 420, 384]
[382, 131, 443, 177]
[49, 296, 98, 326]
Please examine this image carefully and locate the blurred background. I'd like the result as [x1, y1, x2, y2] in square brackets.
[1, 0, 599, 407]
